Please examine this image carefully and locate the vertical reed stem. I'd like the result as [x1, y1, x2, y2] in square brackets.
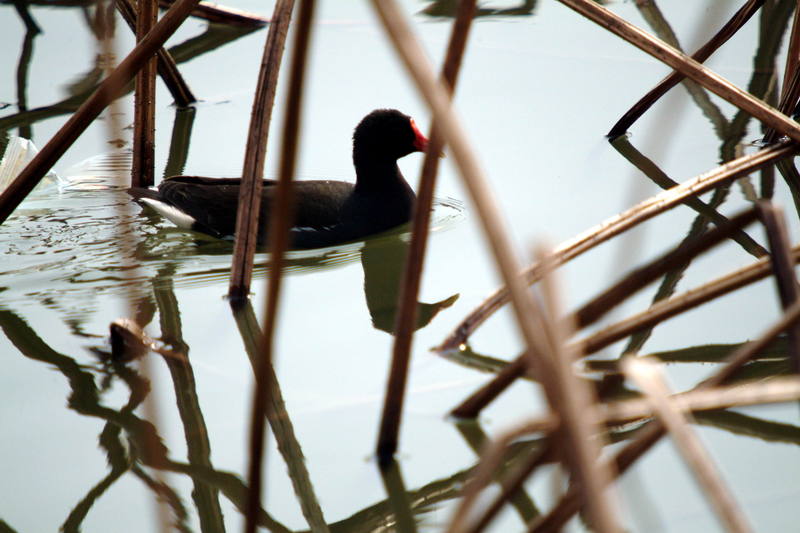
[243, 1, 315, 532]
[132, 0, 158, 187]
[377, 0, 477, 467]
[229, 0, 296, 302]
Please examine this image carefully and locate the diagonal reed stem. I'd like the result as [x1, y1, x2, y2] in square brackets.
[623, 358, 754, 533]
[451, 208, 760, 418]
[377, 0, 477, 467]
[243, 1, 315, 532]
[608, 0, 764, 138]
[436, 141, 798, 354]
[0, 0, 202, 225]
[114, 0, 196, 106]
[229, 0, 295, 302]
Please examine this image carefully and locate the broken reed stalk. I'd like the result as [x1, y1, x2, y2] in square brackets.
[534, 249, 621, 533]
[158, 0, 269, 27]
[530, 281, 800, 532]
[132, 0, 158, 187]
[451, 210, 767, 418]
[228, 0, 295, 303]
[0, 0, 202, 226]
[114, 0, 196, 107]
[756, 202, 800, 371]
[370, 0, 560, 464]
[243, 1, 315, 532]
[436, 140, 798, 354]
[377, 0, 477, 467]
[623, 358, 754, 533]
[557, 0, 800, 143]
[607, 0, 764, 138]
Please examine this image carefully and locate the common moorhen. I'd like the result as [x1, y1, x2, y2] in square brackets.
[129, 108, 428, 249]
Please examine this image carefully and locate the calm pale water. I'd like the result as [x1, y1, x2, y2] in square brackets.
[1, 1, 798, 531]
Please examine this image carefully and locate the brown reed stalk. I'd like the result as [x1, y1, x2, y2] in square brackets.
[464, 441, 554, 533]
[158, 0, 269, 26]
[780, 3, 800, 104]
[622, 358, 754, 533]
[607, 0, 764, 138]
[530, 287, 800, 532]
[557, 0, 800, 142]
[436, 140, 798, 354]
[229, 0, 295, 303]
[370, 0, 560, 458]
[114, 0, 196, 106]
[0, 0, 202, 226]
[602, 376, 800, 424]
[574, 208, 758, 327]
[451, 208, 760, 417]
[243, 1, 315, 532]
[580, 243, 800, 355]
[756, 202, 800, 371]
[376, 0, 477, 467]
[764, 52, 800, 143]
[611, 136, 766, 257]
[132, 0, 158, 187]
[535, 248, 621, 533]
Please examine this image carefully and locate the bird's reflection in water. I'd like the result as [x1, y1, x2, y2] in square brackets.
[360, 234, 458, 334]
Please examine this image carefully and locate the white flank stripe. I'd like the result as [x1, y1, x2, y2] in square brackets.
[140, 198, 196, 229]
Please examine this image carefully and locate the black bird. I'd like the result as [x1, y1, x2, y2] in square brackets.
[129, 109, 428, 249]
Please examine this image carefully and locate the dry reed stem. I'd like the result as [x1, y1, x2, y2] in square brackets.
[451, 208, 761, 418]
[114, 0, 196, 106]
[610, 136, 766, 257]
[607, 0, 764, 138]
[517, 377, 800, 434]
[535, 247, 621, 533]
[0, 0, 202, 226]
[764, 61, 800, 144]
[436, 140, 798, 354]
[370, 0, 558, 461]
[578, 244, 800, 356]
[531, 295, 800, 532]
[559, 0, 800, 142]
[604, 376, 800, 424]
[446, 424, 552, 533]
[377, 0, 477, 466]
[157, 0, 269, 26]
[575, 208, 759, 327]
[464, 441, 554, 533]
[780, 3, 800, 104]
[243, 1, 315, 532]
[754, 202, 800, 371]
[623, 358, 754, 533]
[132, 0, 158, 187]
[228, 0, 295, 302]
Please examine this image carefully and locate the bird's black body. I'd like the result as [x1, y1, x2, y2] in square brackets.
[128, 109, 427, 249]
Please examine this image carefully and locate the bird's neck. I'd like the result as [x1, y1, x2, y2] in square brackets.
[353, 155, 404, 192]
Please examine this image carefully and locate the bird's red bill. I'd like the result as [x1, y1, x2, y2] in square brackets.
[410, 118, 429, 152]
